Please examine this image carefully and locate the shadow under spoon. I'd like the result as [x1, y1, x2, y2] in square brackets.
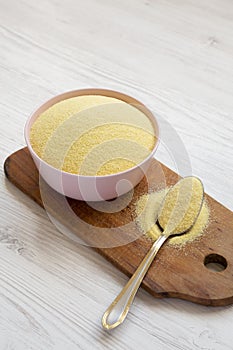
[102, 176, 204, 330]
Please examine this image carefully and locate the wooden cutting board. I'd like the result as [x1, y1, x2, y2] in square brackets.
[4, 147, 233, 306]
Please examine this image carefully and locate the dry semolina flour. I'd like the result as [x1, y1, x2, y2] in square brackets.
[30, 95, 156, 176]
[135, 180, 210, 246]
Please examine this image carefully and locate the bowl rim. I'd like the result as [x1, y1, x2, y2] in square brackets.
[24, 88, 160, 179]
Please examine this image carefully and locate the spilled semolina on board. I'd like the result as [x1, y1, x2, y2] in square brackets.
[135, 181, 210, 246]
[30, 95, 156, 176]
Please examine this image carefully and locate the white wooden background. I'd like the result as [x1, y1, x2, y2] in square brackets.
[1, 0, 233, 349]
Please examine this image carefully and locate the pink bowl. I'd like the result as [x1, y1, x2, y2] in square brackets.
[25, 89, 159, 201]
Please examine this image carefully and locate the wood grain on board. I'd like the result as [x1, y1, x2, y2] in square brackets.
[4, 147, 233, 306]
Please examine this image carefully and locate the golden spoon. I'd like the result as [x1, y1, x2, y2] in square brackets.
[102, 176, 204, 330]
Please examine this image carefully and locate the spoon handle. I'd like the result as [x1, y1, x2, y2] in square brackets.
[102, 234, 168, 330]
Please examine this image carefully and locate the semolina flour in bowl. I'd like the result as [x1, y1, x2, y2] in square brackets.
[30, 95, 156, 176]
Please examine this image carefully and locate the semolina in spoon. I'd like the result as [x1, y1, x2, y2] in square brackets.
[102, 176, 204, 330]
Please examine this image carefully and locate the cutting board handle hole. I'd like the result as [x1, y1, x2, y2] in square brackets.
[204, 254, 227, 272]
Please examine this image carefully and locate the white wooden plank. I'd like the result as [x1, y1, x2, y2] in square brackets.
[0, 0, 233, 349]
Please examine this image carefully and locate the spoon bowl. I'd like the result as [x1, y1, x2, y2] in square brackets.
[158, 176, 204, 237]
